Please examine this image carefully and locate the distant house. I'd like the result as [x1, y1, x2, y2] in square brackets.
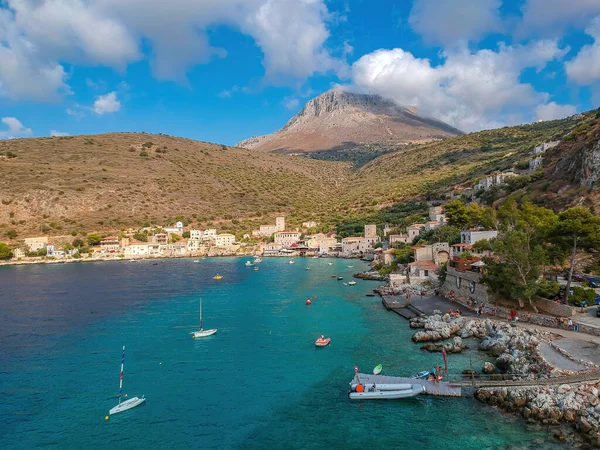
[529, 157, 543, 172]
[46, 243, 65, 257]
[460, 229, 497, 245]
[475, 172, 518, 191]
[215, 233, 236, 247]
[407, 243, 450, 285]
[274, 231, 301, 247]
[100, 236, 120, 252]
[164, 221, 184, 234]
[152, 233, 168, 245]
[124, 242, 150, 257]
[302, 221, 319, 229]
[23, 236, 48, 252]
[190, 229, 217, 240]
[341, 237, 364, 257]
[305, 233, 337, 253]
[406, 224, 425, 242]
[429, 206, 446, 223]
[533, 141, 559, 155]
[252, 216, 285, 237]
[389, 234, 409, 245]
[425, 221, 441, 231]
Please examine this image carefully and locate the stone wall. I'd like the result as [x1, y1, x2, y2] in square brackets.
[534, 297, 574, 317]
[441, 266, 489, 304]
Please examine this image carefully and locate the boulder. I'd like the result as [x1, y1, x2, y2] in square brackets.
[495, 353, 514, 372]
[483, 362, 495, 374]
[578, 417, 594, 434]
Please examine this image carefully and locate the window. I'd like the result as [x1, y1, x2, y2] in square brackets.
[456, 277, 461, 288]
[469, 281, 476, 293]
[424, 270, 429, 276]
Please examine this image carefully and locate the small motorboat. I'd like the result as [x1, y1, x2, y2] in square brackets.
[348, 281, 357, 286]
[245, 261, 254, 267]
[348, 384, 424, 400]
[315, 336, 331, 347]
[193, 259, 200, 263]
[213, 274, 223, 280]
[328, 262, 333, 266]
[312, 256, 319, 259]
[306, 267, 311, 270]
[366, 293, 375, 297]
[129, 259, 136, 262]
[373, 364, 382, 375]
[337, 276, 344, 281]
[347, 265, 354, 268]
[253, 256, 263, 263]
[343, 282, 348, 286]
[350, 383, 412, 391]
[254, 266, 259, 271]
[412, 371, 430, 379]
[289, 260, 295, 265]
[331, 274, 337, 278]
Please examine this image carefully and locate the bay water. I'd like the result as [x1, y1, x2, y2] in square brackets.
[0, 258, 562, 449]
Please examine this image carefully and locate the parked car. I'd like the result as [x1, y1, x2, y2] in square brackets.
[596, 307, 600, 317]
[573, 273, 586, 282]
[595, 295, 600, 305]
[584, 275, 600, 288]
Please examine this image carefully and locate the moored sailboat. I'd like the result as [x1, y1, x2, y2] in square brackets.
[109, 346, 145, 415]
[192, 298, 217, 338]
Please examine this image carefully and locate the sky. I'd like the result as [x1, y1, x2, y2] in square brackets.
[1, 0, 600, 144]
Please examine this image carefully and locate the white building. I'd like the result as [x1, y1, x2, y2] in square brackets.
[305, 233, 337, 253]
[124, 243, 150, 257]
[460, 229, 498, 245]
[529, 157, 543, 172]
[274, 231, 301, 247]
[425, 221, 441, 231]
[215, 233, 236, 247]
[406, 224, 425, 242]
[252, 216, 286, 237]
[429, 206, 446, 223]
[190, 229, 217, 240]
[164, 221, 184, 234]
[364, 224, 380, 247]
[302, 221, 319, 229]
[24, 236, 48, 252]
[533, 141, 559, 155]
[341, 237, 364, 257]
[389, 234, 409, 245]
[475, 172, 518, 191]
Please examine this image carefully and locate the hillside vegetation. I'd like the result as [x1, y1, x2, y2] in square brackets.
[0, 112, 593, 241]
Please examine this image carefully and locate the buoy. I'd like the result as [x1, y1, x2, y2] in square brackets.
[306, 300, 311, 305]
[105, 416, 109, 421]
[356, 384, 364, 393]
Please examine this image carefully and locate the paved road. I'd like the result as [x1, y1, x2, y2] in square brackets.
[538, 342, 588, 371]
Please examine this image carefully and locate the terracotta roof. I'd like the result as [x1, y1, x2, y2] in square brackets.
[452, 243, 472, 248]
[409, 260, 439, 270]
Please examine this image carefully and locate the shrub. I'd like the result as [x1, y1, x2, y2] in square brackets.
[0, 242, 13, 259]
[140, 151, 148, 157]
[87, 233, 102, 245]
[537, 280, 560, 299]
[128, 147, 136, 152]
[4, 229, 17, 239]
[569, 286, 597, 306]
[142, 142, 153, 148]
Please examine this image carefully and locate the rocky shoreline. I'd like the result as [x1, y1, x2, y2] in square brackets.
[408, 313, 600, 447]
[353, 270, 388, 281]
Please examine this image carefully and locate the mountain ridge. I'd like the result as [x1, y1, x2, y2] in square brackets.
[236, 89, 462, 153]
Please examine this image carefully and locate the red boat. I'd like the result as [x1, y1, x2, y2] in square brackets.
[315, 336, 331, 347]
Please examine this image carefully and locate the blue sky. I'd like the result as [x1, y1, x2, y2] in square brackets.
[1, 0, 600, 144]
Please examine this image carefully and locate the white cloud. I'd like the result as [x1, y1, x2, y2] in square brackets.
[565, 16, 600, 85]
[0, 0, 343, 100]
[283, 97, 300, 110]
[350, 40, 568, 132]
[0, 117, 32, 138]
[50, 130, 69, 137]
[536, 102, 577, 121]
[409, 0, 503, 45]
[518, 0, 600, 37]
[93, 92, 121, 115]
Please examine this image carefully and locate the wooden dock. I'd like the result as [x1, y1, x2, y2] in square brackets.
[450, 371, 600, 388]
[351, 373, 462, 397]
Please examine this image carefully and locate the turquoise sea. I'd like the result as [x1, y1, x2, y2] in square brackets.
[0, 257, 562, 449]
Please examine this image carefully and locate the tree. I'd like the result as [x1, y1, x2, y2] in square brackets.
[443, 200, 494, 229]
[552, 208, 600, 303]
[416, 224, 461, 245]
[87, 233, 102, 246]
[0, 242, 13, 259]
[183, 231, 190, 238]
[481, 201, 555, 311]
[133, 232, 148, 242]
[482, 231, 546, 311]
[72, 238, 84, 248]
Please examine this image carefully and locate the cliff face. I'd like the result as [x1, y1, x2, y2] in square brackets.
[237, 89, 462, 153]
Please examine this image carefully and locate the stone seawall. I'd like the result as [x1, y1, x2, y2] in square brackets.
[441, 266, 489, 304]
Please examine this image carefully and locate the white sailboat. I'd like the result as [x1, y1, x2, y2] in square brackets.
[191, 298, 217, 338]
[109, 346, 145, 415]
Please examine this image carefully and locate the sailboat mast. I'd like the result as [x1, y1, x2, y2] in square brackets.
[118, 345, 125, 405]
[199, 298, 203, 331]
